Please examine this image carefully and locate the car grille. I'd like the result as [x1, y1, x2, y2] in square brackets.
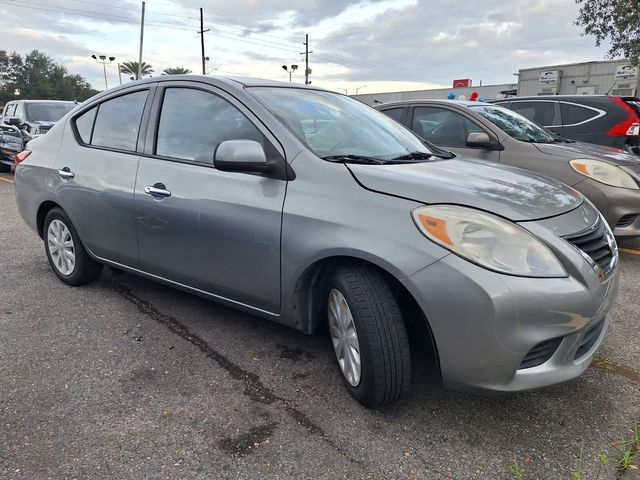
[563, 218, 616, 276]
[574, 319, 605, 360]
[616, 214, 637, 228]
[519, 337, 563, 369]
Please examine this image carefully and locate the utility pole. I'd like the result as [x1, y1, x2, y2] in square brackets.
[137, 1, 145, 80]
[199, 8, 210, 75]
[117, 63, 122, 84]
[301, 34, 313, 85]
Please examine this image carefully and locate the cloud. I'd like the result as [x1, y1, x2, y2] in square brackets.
[0, 0, 610, 92]
[314, 0, 609, 85]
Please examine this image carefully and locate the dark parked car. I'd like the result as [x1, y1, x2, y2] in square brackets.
[0, 124, 24, 173]
[492, 95, 640, 154]
[1, 100, 76, 140]
[377, 100, 640, 236]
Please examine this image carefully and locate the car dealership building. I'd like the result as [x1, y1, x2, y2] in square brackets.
[353, 59, 639, 106]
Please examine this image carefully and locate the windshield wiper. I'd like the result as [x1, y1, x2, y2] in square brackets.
[391, 151, 434, 161]
[322, 155, 390, 165]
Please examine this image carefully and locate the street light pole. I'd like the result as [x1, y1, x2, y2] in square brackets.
[337, 88, 348, 95]
[91, 55, 116, 90]
[355, 85, 367, 95]
[282, 64, 298, 83]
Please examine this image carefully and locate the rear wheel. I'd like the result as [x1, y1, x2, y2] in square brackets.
[0, 162, 10, 173]
[44, 208, 102, 285]
[327, 264, 411, 408]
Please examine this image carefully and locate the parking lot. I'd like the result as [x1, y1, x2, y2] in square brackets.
[1, 172, 639, 479]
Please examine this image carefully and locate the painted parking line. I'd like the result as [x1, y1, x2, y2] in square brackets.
[0, 177, 14, 185]
[592, 356, 640, 383]
[619, 248, 640, 256]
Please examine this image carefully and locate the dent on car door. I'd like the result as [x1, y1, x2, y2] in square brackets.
[134, 85, 286, 313]
[54, 88, 154, 266]
[410, 106, 499, 161]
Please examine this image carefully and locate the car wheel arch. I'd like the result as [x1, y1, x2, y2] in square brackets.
[36, 200, 62, 238]
[292, 255, 441, 376]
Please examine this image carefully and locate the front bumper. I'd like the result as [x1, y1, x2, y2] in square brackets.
[401, 209, 620, 392]
[573, 177, 640, 237]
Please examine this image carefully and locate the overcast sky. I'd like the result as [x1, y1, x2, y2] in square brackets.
[0, 0, 611, 94]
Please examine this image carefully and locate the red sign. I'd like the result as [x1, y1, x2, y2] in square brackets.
[452, 79, 471, 88]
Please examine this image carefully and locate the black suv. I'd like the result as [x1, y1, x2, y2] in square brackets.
[1, 100, 76, 139]
[493, 95, 640, 154]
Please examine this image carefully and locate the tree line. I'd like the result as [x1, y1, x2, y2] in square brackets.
[0, 50, 194, 107]
[0, 50, 98, 106]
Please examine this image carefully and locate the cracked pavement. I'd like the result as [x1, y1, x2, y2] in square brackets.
[1, 174, 639, 479]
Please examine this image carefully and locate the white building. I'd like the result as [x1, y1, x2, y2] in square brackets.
[516, 59, 639, 97]
[352, 83, 517, 106]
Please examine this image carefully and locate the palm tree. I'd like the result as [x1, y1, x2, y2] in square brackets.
[119, 61, 153, 80]
[162, 67, 192, 75]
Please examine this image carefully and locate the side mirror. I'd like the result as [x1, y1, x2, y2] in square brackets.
[5, 117, 20, 126]
[466, 131, 498, 149]
[214, 140, 270, 173]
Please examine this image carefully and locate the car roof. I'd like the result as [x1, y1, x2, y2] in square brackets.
[376, 99, 495, 108]
[14, 99, 77, 104]
[494, 95, 639, 102]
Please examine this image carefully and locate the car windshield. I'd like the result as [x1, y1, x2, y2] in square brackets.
[25, 102, 75, 122]
[470, 104, 557, 143]
[249, 87, 434, 161]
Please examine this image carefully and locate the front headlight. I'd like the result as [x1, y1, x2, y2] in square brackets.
[412, 205, 567, 277]
[570, 159, 639, 189]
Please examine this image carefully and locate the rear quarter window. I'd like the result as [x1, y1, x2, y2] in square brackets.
[74, 107, 97, 144]
[560, 103, 599, 126]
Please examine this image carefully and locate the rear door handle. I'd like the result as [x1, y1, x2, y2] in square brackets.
[57, 167, 74, 179]
[144, 183, 172, 198]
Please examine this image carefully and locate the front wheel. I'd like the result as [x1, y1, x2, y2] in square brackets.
[327, 264, 411, 408]
[0, 161, 11, 173]
[44, 207, 103, 286]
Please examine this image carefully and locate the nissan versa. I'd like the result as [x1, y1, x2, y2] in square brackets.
[378, 100, 640, 237]
[14, 77, 620, 407]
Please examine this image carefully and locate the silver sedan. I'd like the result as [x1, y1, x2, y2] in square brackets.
[14, 77, 619, 407]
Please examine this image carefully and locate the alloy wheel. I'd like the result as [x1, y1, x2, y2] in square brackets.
[47, 219, 75, 276]
[328, 288, 362, 386]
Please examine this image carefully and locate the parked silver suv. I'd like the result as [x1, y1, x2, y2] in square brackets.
[14, 77, 619, 407]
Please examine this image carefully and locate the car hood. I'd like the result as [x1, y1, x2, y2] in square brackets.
[533, 141, 640, 166]
[348, 158, 583, 222]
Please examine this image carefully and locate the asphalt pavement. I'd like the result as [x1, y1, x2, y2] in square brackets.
[1, 172, 639, 480]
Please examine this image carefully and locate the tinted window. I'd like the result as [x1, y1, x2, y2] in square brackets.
[510, 101, 556, 126]
[411, 107, 483, 147]
[92, 91, 148, 151]
[381, 108, 404, 122]
[75, 107, 97, 144]
[156, 88, 263, 163]
[560, 103, 599, 125]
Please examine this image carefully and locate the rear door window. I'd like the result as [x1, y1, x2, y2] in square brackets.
[509, 101, 557, 126]
[91, 91, 148, 151]
[412, 107, 483, 146]
[560, 103, 599, 126]
[155, 87, 264, 164]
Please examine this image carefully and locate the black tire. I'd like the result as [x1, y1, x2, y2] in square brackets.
[43, 207, 103, 286]
[0, 162, 11, 173]
[327, 263, 411, 408]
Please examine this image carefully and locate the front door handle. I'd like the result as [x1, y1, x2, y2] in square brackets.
[57, 167, 74, 179]
[144, 183, 172, 198]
